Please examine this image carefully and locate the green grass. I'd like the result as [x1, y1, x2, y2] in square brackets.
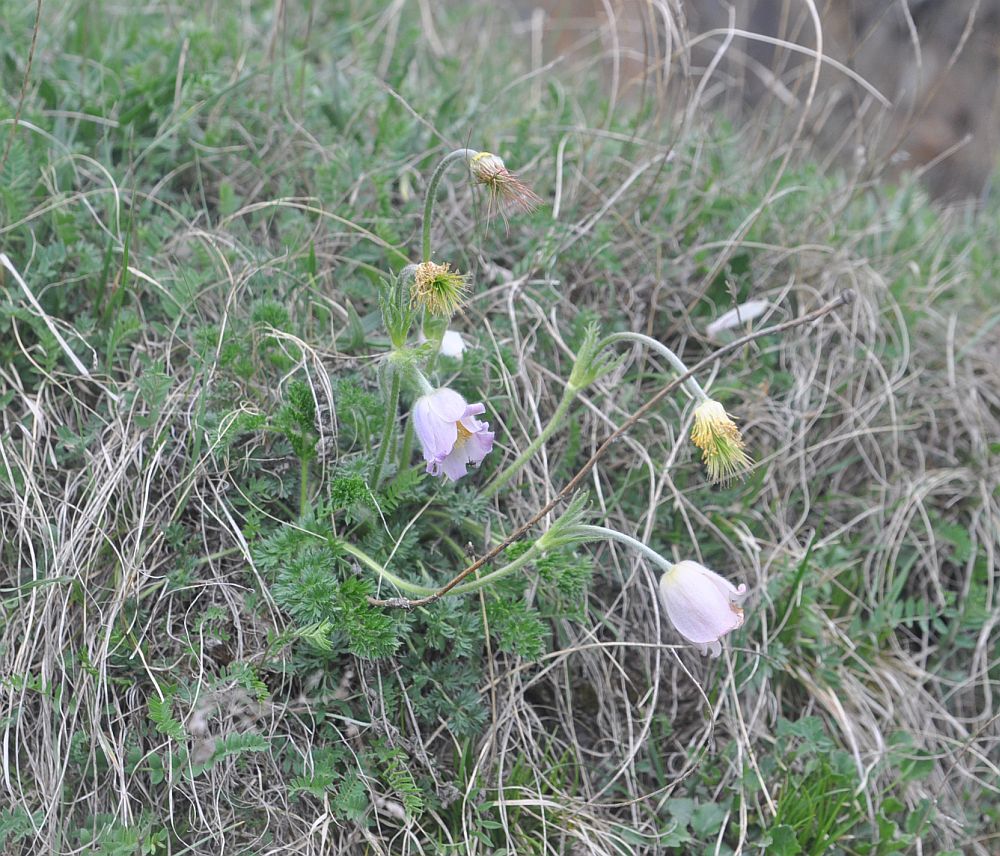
[1, 1, 998, 854]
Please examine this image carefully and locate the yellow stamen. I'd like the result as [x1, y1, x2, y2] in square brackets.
[690, 399, 752, 484]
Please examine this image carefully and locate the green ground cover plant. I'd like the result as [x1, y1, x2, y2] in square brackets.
[1, 1, 998, 854]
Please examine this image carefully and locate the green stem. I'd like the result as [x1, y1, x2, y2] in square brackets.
[371, 367, 401, 489]
[421, 148, 477, 263]
[398, 418, 416, 471]
[338, 540, 435, 597]
[299, 457, 310, 518]
[484, 382, 580, 497]
[570, 524, 674, 573]
[340, 536, 546, 600]
[445, 539, 547, 596]
[598, 331, 708, 402]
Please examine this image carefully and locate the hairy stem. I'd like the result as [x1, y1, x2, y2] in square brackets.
[398, 354, 435, 469]
[338, 540, 434, 597]
[371, 368, 401, 489]
[598, 331, 708, 402]
[299, 456, 310, 519]
[484, 382, 579, 497]
[421, 148, 476, 263]
[398, 417, 416, 471]
[570, 524, 673, 572]
[445, 539, 546, 596]
[340, 535, 545, 600]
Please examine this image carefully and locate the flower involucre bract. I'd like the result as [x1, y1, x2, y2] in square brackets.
[411, 261, 468, 317]
[690, 398, 752, 484]
[412, 387, 494, 481]
[468, 151, 541, 224]
[658, 560, 748, 657]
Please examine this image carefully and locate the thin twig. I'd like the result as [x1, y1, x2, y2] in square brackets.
[370, 289, 856, 608]
[0, 0, 42, 174]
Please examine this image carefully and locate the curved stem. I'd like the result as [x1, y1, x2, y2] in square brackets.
[358, 521, 649, 601]
[484, 382, 579, 497]
[340, 534, 546, 600]
[421, 148, 476, 262]
[571, 524, 674, 573]
[598, 331, 708, 402]
[338, 540, 435, 597]
[445, 539, 546, 596]
[371, 368, 401, 489]
[412, 364, 435, 396]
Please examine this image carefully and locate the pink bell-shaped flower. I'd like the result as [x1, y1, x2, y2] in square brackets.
[658, 560, 748, 657]
[411, 387, 494, 481]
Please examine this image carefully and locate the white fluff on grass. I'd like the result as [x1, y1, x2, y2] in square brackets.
[706, 300, 770, 339]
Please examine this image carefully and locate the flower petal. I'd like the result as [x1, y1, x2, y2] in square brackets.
[462, 402, 486, 419]
[462, 427, 495, 467]
[412, 395, 458, 463]
[426, 387, 468, 421]
[411, 388, 495, 481]
[439, 449, 470, 481]
[683, 561, 748, 604]
[658, 561, 745, 653]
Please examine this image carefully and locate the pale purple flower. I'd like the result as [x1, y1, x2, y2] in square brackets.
[412, 388, 494, 481]
[658, 560, 748, 657]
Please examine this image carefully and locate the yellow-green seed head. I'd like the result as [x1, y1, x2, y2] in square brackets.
[411, 261, 468, 317]
[690, 399, 753, 484]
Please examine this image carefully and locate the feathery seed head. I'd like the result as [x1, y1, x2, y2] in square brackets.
[690, 398, 753, 484]
[411, 261, 468, 317]
[467, 151, 541, 225]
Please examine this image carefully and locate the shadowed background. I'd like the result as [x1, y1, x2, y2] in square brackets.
[522, 0, 1000, 200]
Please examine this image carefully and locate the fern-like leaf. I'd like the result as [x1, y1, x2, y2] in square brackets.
[147, 692, 185, 742]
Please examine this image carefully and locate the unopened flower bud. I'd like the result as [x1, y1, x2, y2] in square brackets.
[439, 329, 465, 358]
[417, 329, 466, 359]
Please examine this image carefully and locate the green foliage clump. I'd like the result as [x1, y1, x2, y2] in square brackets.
[274, 380, 319, 462]
[3, 0, 994, 853]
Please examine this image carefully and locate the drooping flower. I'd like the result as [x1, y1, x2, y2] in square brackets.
[467, 151, 542, 225]
[658, 560, 748, 657]
[411, 261, 468, 317]
[412, 387, 494, 481]
[690, 398, 753, 484]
